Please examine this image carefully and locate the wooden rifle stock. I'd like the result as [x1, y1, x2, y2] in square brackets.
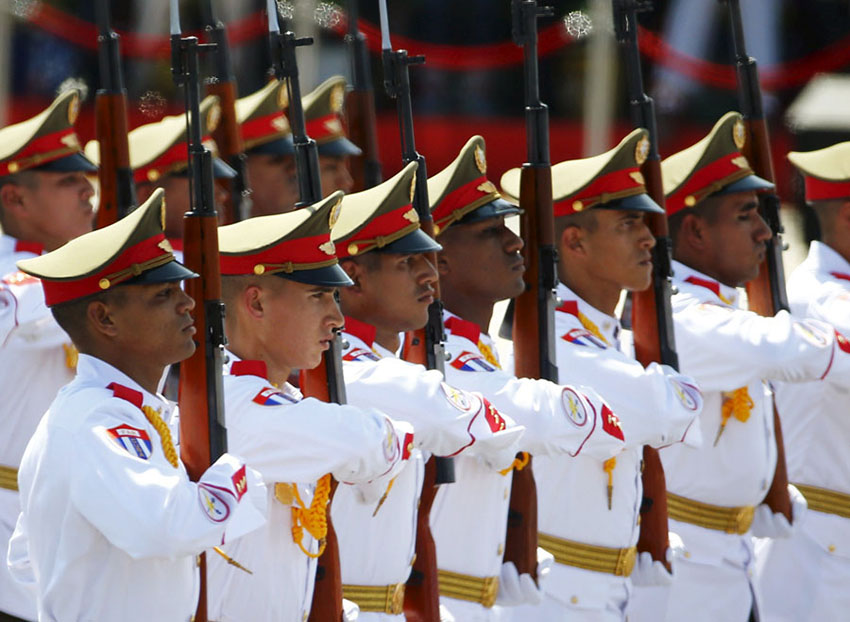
[724, 0, 792, 522]
[94, 93, 133, 228]
[344, 0, 382, 191]
[173, 30, 229, 622]
[95, 0, 135, 228]
[208, 80, 248, 224]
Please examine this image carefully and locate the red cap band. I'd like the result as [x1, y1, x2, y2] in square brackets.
[219, 233, 336, 275]
[803, 176, 850, 202]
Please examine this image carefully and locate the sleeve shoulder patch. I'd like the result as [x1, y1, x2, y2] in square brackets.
[671, 379, 701, 411]
[106, 424, 153, 460]
[343, 347, 380, 362]
[252, 387, 299, 406]
[440, 381, 474, 412]
[560, 328, 607, 349]
[449, 350, 496, 372]
[561, 387, 589, 427]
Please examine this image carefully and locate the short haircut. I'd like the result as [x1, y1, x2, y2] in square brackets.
[51, 287, 127, 350]
[554, 209, 599, 242]
[668, 195, 724, 248]
[340, 251, 382, 272]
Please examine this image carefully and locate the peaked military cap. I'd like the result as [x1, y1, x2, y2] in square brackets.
[662, 112, 773, 215]
[788, 142, 850, 202]
[428, 136, 520, 235]
[218, 190, 352, 287]
[0, 90, 96, 177]
[235, 79, 294, 156]
[332, 162, 441, 258]
[84, 96, 235, 184]
[303, 76, 362, 157]
[17, 188, 196, 306]
[501, 129, 663, 218]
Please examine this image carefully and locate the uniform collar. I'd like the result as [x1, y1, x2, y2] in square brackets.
[555, 281, 621, 345]
[0, 234, 44, 258]
[804, 240, 850, 282]
[223, 349, 301, 397]
[672, 260, 740, 307]
[76, 353, 168, 410]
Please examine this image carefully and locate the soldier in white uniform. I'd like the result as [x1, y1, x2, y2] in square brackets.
[303, 76, 361, 196]
[329, 162, 528, 620]
[208, 191, 414, 622]
[424, 135, 674, 621]
[232, 79, 299, 217]
[498, 130, 705, 621]
[84, 96, 236, 246]
[754, 141, 850, 621]
[0, 90, 96, 622]
[6, 190, 266, 622]
[647, 112, 850, 621]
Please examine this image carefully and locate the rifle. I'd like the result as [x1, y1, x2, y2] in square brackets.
[377, 2, 453, 619]
[503, 0, 559, 583]
[613, 0, 677, 570]
[344, 0, 382, 191]
[268, 3, 348, 619]
[722, 0, 792, 522]
[201, 0, 252, 224]
[171, 3, 229, 621]
[94, 0, 136, 227]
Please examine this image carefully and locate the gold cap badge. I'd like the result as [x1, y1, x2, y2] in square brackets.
[732, 119, 746, 150]
[67, 93, 80, 125]
[635, 135, 650, 166]
[474, 145, 487, 174]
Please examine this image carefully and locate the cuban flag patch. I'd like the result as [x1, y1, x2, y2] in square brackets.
[106, 424, 153, 460]
[561, 328, 607, 349]
[450, 351, 496, 372]
[343, 347, 380, 362]
[252, 387, 298, 406]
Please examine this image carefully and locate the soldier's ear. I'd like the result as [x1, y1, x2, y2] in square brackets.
[87, 299, 118, 338]
[242, 283, 265, 319]
[559, 223, 586, 256]
[435, 251, 450, 277]
[0, 183, 25, 218]
[678, 212, 707, 251]
[339, 259, 362, 291]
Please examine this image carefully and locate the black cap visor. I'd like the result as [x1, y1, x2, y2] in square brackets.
[712, 173, 775, 197]
[454, 197, 523, 227]
[317, 137, 363, 157]
[596, 192, 664, 214]
[275, 263, 353, 287]
[35, 152, 98, 174]
[122, 260, 198, 286]
[247, 136, 295, 157]
[172, 157, 237, 180]
[376, 228, 442, 254]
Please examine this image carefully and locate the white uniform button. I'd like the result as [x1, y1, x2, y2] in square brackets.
[684, 551, 691, 559]
[570, 596, 579, 604]
[302, 612, 308, 622]
[504, 488, 509, 499]
[829, 544, 836, 553]
[497, 543, 504, 556]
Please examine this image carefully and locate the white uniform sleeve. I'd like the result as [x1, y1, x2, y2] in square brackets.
[6, 513, 37, 592]
[226, 393, 412, 485]
[69, 401, 257, 560]
[555, 336, 702, 449]
[674, 301, 850, 391]
[343, 357, 524, 460]
[0, 274, 68, 348]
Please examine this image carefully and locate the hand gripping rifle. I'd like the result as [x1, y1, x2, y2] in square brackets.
[344, 0, 383, 191]
[267, 4, 348, 620]
[201, 0, 252, 224]
[171, 3, 229, 621]
[94, 0, 136, 227]
[504, 0, 559, 583]
[722, 0, 792, 522]
[613, 0, 677, 570]
[377, 2, 454, 619]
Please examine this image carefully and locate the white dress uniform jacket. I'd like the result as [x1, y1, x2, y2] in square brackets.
[333, 319, 524, 622]
[0, 236, 73, 621]
[510, 283, 702, 622]
[8, 354, 261, 622]
[431, 310, 631, 621]
[656, 260, 850, 622]
[208, 353, 413, 622]
[756, 241, 850, 621]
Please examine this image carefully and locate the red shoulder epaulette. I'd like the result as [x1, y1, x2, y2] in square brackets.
[230, 360, 268, 379]
[556, 300, 579, 317]
[444, 315, 481, 345]
[107, 382, 144, 409]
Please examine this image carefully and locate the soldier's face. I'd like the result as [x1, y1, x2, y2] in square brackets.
[437, 216, 525, 304]
[342, 252, 437, 332]
[696, 191, 770, 287]
[6, 171, 94, 251]
[319, 156, 354, 194]
[261, 277, 344, 372]
[106, 281, 196, 368]
[247, 154, 299, 216]
[580, 209, 656, 291]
